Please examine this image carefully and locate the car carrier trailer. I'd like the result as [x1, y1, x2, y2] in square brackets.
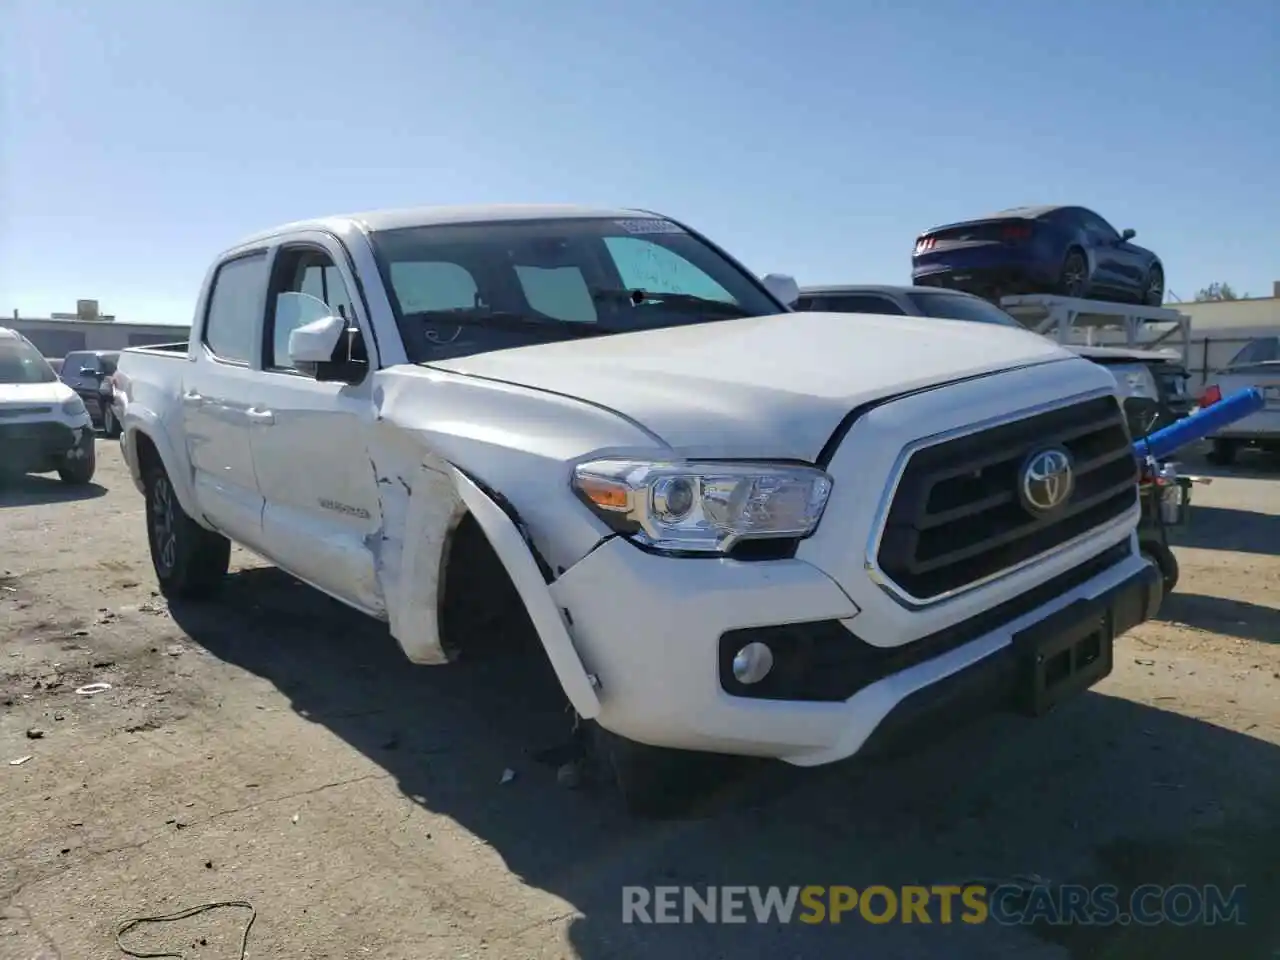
[999, 295, 1191, 363]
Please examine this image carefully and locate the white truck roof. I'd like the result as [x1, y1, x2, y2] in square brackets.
[233, 204, 660, 247]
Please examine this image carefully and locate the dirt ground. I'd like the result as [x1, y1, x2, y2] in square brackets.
[2, 441, 1278, 960]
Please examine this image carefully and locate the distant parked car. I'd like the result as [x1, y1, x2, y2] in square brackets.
[0, 328, 96, 484]
[911, 205, 1164, 307]
[60, 350, 121, 434]
[795, 284, 1191, 439]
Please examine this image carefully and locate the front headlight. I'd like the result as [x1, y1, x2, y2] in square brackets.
[61, 395, 86, 417]
[1110, 364, 1158, 401]
[571, 459, 833, 555]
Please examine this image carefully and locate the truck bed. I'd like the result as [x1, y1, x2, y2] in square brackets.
[123, 341, 189, 356]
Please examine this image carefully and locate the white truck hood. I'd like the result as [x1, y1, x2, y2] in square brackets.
[429, 311, 1076, 460]
[0, 381, 73, 407]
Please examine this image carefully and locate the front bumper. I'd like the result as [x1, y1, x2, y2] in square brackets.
[550, 532, 1158, 766]
[0, 419, 89, 472]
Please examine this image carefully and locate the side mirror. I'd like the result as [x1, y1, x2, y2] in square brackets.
[286, 310, 367, 384]
[1121, 228, 1136, 241]
[761, 273, 800, 308]
[288, 313, 347, 365]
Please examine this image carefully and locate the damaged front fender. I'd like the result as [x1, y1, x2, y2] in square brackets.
[370, 453, 602, 721]
[450, 468, 602, 720]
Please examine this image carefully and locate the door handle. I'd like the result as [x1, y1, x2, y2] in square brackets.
[182, 390, 204, 406]
[246, 407, 275, 425]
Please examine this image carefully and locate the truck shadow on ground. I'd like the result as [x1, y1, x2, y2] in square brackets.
[1168, 505, 1280, 556]
[0, 475, 108, 508]
[1158, 593, 1280, 644]
[168, 568, 1280, 960]
[1179, 450, 1280, 482]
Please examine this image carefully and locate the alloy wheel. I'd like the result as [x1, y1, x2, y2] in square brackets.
[151, 476, 178, 574]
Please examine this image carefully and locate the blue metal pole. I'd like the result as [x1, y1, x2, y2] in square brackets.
[1132, 387, 1265, 461]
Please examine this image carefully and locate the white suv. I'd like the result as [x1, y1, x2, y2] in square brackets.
[0, 328, 96, 485]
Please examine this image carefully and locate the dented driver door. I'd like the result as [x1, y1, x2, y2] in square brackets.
[246, 236, 385, 615]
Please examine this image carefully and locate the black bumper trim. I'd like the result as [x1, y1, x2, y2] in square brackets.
[862, 559, 1160, 754]
[720, 540, 1133, 703]
[0, 421, 79, 469]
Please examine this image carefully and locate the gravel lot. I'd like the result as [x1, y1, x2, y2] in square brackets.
[2, 441, 1278, 959]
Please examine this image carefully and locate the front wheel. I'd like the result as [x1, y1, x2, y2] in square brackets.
[1141, 540, 1179, 598]
[57, 432, 96, 485]
[1058, 249, 1088, 298]
[1143, 265, 1165, 306]
[1206, 438, 1238, 466]
[144, 464, 231, 600]
[589, 723, 740, 818]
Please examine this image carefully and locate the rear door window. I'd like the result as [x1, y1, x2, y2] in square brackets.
[820, 294, 907, 315]
[906, 292, 1023, 326]
[204, 253, 269, 363]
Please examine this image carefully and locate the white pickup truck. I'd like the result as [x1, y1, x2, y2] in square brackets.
[1201, 335, 1280, 465]
[114, 204, 1160, 813]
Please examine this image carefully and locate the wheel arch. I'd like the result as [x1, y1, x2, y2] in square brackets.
[377, 458, 602, 720]
[122, 416, 206, 526]
[450, 468, 601, 718]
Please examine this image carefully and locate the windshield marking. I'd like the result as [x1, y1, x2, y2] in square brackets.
[613, 219, 685, 235]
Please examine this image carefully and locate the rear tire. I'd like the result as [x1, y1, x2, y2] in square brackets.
[1058, 249, 1088, 298]
[1206, 438, 1238, 466]
[144, 463, 230, 600]
[57, 433, 96, 485]
[1143, 265, 1164, 306]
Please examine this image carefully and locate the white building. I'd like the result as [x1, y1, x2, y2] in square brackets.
[6, 300, 189, 358]
[1167, 282, 1280, 390]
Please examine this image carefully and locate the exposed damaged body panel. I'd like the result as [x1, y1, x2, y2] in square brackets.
[360, 365, 664, 669]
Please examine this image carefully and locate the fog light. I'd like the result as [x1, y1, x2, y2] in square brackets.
[732, 642, 774, 685]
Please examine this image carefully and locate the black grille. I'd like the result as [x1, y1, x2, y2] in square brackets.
[876, 396, 1138, 600]
[0, 420, 75, 460]
[0, 406, 54, 418]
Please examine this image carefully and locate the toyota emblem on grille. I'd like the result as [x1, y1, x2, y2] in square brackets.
[1020, 447, 1075, 514]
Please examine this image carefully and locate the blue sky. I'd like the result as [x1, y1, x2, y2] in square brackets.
[1, 0, 1276, 324]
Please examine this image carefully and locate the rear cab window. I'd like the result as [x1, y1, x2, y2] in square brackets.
[906, 292, 1023, 327]
[795, 294, 906, 315]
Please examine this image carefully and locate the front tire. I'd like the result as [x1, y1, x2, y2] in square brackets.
[1206, 438, 1238, 466]
[1058, 248, 1089, 298]
[144, 463, 231, 600]
[589, 724, 738, 818]
[1143, 265, 1164, 306]
[1141, 541, 1179, 597]
[57, 432, 96, 485]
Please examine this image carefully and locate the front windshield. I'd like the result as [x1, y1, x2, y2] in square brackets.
[906, 291, 1024, 327]
[369, 217, 784, 362]
[0, 337, 58, 384]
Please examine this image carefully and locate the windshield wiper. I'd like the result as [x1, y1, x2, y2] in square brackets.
[405, 309, 615, 338]
[590, 289, 753, 317]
